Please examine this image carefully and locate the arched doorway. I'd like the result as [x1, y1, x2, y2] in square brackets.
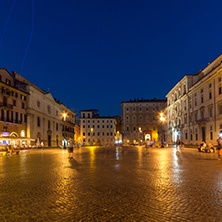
[145, 134, 151, 141]
[56, 135, 59, 147]
[47, 130, 52, 147]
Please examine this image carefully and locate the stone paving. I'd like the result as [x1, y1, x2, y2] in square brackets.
[1, 146, 222, 221]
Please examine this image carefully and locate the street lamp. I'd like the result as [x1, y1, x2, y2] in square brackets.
[138, 127, 143, 145]
[159, 112, 166, 147]
[62, 112, 67, 121]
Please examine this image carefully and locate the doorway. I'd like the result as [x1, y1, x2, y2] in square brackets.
[202, 127, 206, 142]
[48, 135, 51, 147]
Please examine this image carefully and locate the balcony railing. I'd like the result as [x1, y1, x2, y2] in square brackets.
[196, 118, 209, 124]
[0, 102, 13, 109]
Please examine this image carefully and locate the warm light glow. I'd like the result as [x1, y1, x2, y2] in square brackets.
[62, 112, 67, 120]
[138, 127, 142, 132]
[160, 112, 166, 122]
[91, 128, 93, 133]
[21, 130, 25, 137]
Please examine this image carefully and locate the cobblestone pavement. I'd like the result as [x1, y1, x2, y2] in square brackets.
[1, 146, 222, 221]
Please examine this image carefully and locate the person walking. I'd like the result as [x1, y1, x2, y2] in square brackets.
[67, 139, 74, 159]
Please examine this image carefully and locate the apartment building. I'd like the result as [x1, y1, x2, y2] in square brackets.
[0, 69, 29, 146]
[80, 109, 117, 146]
[121, 98, 166, 144]
[165, 54, 222, 145]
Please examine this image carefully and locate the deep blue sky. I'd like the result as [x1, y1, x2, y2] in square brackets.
[1, 0, 222, 116]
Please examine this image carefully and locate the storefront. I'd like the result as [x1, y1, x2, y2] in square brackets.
[0, 132, 35, 148]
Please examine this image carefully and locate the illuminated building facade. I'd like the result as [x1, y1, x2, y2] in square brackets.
[121, 98, 166, 144]
[165, 54, 222, 145]
[80, 109, 117, 146]
[0, 69, 30, 146]
[11, 71, 77, 147]
[60, 103, 76, 148]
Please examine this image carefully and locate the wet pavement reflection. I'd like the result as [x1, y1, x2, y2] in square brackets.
[1, 146, 222, 221]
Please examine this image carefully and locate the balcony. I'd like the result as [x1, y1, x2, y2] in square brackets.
[1, 87, 11, 96]
[196, 118, 209, 124]
[0, 102, 13, 109]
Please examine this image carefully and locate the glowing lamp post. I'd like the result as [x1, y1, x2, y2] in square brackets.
[138, 127, 143, 144]
[159, 113, 166, 147]
[62, 112, 67, 121]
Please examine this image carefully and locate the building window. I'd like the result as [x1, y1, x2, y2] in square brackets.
[107, 132, 109, 136]
[126, 108, 129, 112]
[83, 125, 85, 128]
[201, 110, 204, 119]
[83, 132, 85, 136]
[6, 79, 11, 85]
[88, 132, 90, 136]
[88, 125, 90, 128]
[88, 139, 90, 142]
[88, 120, 90, 123]
[219, 86, 222, 95]
[102, 125, 104, 128]
[97, 125, 99, 128]
[110, 132, 113, 136]
[126, 127, 129, 131]
[107, 125, 109, 128]
[201, 96, 204, 103]
[210, 131, 213, 140]
[22, 103, 25, 109]
[133, 127, 136, 131]
[219, 77, 221, 82]
[37, 117, 40, 127]
[88, 114, 90, 118]
[209, 83, 212, 88]
[219, 105, 222, 115]
[48, 120, 50, 129]
[98, 132, 100, 136]
[110, 125, 112, 128]
[209, 92, 212, 100]
[209, 108, 213, 117]
[13, 100, 16, 106]
[196, 134, 198, 140]
[56, 123, 58, 131]
[83, 113, 85, 118]
[190, 134, 193, 141]
[133, 108, 135, 112]
[184, 116, 187, 124]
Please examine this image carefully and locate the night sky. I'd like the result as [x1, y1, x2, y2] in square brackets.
[1, 0, 222, 116]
